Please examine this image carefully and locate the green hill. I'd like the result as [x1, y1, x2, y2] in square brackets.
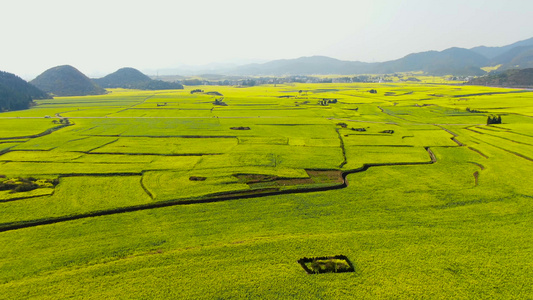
[0, 70, 49, 112]
[95, 68, 184, 90]
[94, 67, 151, 88]
[467, 68, 533, 87]
[30, 65, 106, 96]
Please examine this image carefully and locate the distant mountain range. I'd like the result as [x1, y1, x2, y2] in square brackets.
[0, 71, 49, 112]
[4, 36, 533, 100]
[159, 37, 533, 76]
[470, 37, 533, 60]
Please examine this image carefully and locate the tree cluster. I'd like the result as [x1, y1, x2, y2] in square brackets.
[319, 98, 338, 106]
[135, 80, 183, 90]
[466, 107, 486, 113]
[182, 79, 203, 86]
[487, 115, 502, 125]
[241, 79, 256, 86]
[213, 97, 227, 106]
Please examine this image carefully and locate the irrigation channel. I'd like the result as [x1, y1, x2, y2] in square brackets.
[0, 148, 437, 233]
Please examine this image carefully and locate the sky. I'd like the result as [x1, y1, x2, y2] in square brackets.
[2, 0, 533, 79]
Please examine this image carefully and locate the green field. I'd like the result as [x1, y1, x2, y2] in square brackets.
[0, 83, 532, 298]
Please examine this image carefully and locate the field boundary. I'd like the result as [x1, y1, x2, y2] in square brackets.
[0, 147, 437, 233]
[0, 123, 72, 141]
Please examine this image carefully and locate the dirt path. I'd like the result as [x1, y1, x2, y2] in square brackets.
[329, 117, 483, 126]
[377, 106, 412, 122]
[468, 147, 489, 158]
[335, 128, 347, 168]
[452, 90, 531, 97]
[468, 162, 485, 187]
[0, 123, 72, 140]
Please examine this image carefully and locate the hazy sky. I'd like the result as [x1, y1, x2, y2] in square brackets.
[2, 0, 533, 79]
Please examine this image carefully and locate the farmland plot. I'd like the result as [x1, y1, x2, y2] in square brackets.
[0, 83, 532, 299]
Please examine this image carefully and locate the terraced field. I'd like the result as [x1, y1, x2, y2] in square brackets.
[0, 83, 532, 298]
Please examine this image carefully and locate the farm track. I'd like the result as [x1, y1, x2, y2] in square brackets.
[468, 162, 485, 187]
[111, 94, 156, 115]
[85, 152, 224, 156]
[468, 161, 486, 170]
[473, 130, 533, 146]
[468, 147, 489, 158]
[481, 126, 533, 139]
[435, 126, 465, 146]
[0, 145, 17, 156]
[466, 127, 533, 160]
[0, 116, 283, 119]
[377, 106, 412, 122]
[0, 193, 55, 203]
[84, 138, 119, 153]
[473, 171, 479, 186]
[330, 117, 483, 126]
[481, 140, 533, 162]
[2, 115, 485, 126]
[437, 126, 458, 137]
[451, 90, 531, 97]
[466, 128, 485, 134]
[59, 172, 143, 177]
[335, 128, 347, 168]
[82, 135, 237, 138]
[0, 147, 437, 233]
[139, 176, 154, 200]
[451, 138, 464, 146]
[0, 123, 72, 140]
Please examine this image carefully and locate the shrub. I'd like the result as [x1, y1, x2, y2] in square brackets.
[298, 255, 355, 274]
[12, 182, 39, 193]
[0, 180, 18, 191]
[0, 177, 60, 193]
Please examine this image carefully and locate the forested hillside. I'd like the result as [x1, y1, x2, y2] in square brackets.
[0, 71, 49, 112]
